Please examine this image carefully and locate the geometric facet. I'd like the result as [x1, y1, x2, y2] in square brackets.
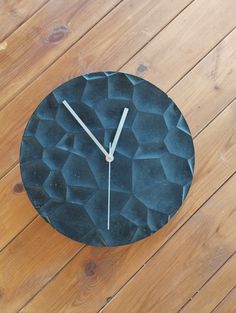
[132, 112, 167, 144]
[43, 171, 66, 200]
[62, 153, 97, 188]
[36, 120, 65, 147]
[164, 128, 194, 159]
[164, 101, 181, 129]
[133, 81, 170, 114]
[161, 154, 193, 186]
[133, 158, 166, 193]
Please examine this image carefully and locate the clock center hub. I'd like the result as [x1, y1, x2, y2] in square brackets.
[106, 154, 114, 163]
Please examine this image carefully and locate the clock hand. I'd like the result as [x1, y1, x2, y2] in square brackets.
[62, 100, 109, 159]
[107, 142, 112, 230]
[109, 107, 129, 158]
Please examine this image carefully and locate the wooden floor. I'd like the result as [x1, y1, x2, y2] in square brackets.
[0, 0, 235, 312]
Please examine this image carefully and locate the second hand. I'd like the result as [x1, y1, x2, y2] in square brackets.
[107, 143, 112, 230]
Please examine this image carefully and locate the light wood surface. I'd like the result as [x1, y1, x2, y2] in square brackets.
[0, 0, 48, 41]
[0, 0, 235, 312]
[181, 253, 236, 313]
[212, 287, 236, 313]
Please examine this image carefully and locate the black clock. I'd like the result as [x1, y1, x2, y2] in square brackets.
[20, 72, 195, 246]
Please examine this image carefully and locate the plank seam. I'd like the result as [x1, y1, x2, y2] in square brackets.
[193, 96, 236, 139]
[0, 215, 38, 254]
[0, 0, 50, 42]
[166, 27, 236, 94]
[0, 160, 18, 181]
[177, 251, 236, 312]
[210, 286, 236, 313]
[0, 0, 124, 113]
[17, 244, 86, 313]
[118, 0, 195, 71]
[96, 172, 236, 313]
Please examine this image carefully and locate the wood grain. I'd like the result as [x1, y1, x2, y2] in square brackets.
[181, 253, 236, 313]
[0, 165, 36, 251]
[101, 175, 236, 313]
[0, 0, 121, 110]
[123, 0, 236, 92]
[0, 0, 48, 41]
[168, 31, 236, 136]
[19, 100, 236, 312]
[0, 218, 81, 313]
[212, 287, 236, 313]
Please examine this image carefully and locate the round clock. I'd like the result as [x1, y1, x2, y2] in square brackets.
[20, 71, 195, 246]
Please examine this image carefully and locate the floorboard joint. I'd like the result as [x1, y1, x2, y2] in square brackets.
[166, 27, 236, 94]
[210, 286, 236, 313]
[117, 0, 195, 72]
[0, 0, 50, 42]
[17, 244, 86, 313]
[177, 252, 236, 312]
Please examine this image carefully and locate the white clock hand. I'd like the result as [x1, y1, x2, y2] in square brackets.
[107, 142, 112, 230]
[62, 100, 109, 159]
[109, 107, 129, 158]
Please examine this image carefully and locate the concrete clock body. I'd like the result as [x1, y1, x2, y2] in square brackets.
[20, 72, 195, 246]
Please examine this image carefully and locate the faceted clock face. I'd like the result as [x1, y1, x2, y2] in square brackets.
[20, 72, 195, 246]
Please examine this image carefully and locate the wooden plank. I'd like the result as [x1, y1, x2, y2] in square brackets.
[180, 253, 236, 313]
[0, 26, 235, 253]
[0, 0, 234, 180]
[123, 0, 236, 93]
[0, 0, 48, 42]
[0, 218, 82, 313]
[0, 0, 121, 110]
[168, 37, 236, 137]
[123, 10, 236, 137]
[0, 0, 191, 110]
[101, 176, 236, 313]
[0, 165, 36, 251]
[212, 287, 236, 313]
[18, 101, 236, 313]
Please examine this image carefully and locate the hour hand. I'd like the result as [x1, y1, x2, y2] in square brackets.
[62, 100, 109, 158]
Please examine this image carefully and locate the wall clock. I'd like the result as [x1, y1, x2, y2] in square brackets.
[20, 71, 195, 246]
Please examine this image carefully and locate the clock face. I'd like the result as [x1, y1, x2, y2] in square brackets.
[20, 72, 195, 246]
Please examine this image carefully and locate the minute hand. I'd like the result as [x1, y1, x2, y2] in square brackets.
[109, 108, 129, 157]
[62, 100, 109, 158]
